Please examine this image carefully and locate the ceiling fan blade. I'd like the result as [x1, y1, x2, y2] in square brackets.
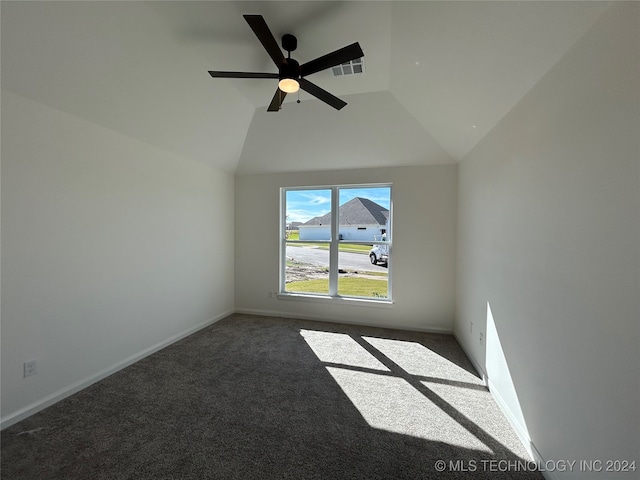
[300, 42, 364, 77]
[208, 71, 279, 79]
[267, 88, 287, 112]
[299, 78, 347, 110]
[243, 15, 286, 67]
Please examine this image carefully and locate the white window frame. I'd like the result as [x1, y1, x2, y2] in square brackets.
[279, 183, 392, 304]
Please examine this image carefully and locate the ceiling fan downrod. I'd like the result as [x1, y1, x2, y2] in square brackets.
[281, 34, 297, 57]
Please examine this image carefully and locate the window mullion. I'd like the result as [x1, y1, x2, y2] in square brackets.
[329, 187, 339, 296]
[280, 190, 287, 293]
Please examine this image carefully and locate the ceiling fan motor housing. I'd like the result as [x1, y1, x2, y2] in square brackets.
[280, 58, 300, 81]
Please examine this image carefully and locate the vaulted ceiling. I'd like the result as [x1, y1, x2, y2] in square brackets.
[1, 1, 610, 174]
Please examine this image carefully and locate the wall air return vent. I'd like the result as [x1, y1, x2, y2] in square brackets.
[332, 58, 364, 76]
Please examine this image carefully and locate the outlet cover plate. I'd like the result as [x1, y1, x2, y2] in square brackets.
[24, 359, 37, 377]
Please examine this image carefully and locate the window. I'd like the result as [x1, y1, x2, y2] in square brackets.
[281, 184, 392, 302]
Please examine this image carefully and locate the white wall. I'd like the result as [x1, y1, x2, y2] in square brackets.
[456, 3, 639, 478]
[235, 165, 457, 333]
[337, 226, 385, 243]
[299, 225, 384, 242]
[1, 90, 235, 427]
[298, 225, 331, 241]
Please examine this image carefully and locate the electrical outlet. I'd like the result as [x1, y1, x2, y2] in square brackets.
[24, 359, 37, 378]
[479, 332, 484, 346]
[267, 291, 273, 299]
[470, 322, 473, 333]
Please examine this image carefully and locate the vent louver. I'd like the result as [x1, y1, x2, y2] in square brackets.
[332, 58, 364, 76]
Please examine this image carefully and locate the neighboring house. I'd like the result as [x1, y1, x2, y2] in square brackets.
[299, 197, 389, 242]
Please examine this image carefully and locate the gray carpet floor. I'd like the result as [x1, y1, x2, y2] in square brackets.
[1, 314, 543, 479]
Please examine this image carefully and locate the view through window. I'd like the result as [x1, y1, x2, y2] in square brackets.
[282, 185, 392, 300]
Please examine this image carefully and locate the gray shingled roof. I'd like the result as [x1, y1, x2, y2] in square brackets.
[302, 197, 389, 226]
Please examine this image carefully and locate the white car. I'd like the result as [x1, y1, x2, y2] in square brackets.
[369, 235, 388, 265]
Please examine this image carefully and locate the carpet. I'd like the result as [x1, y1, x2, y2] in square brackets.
[1, 313, 543, 479]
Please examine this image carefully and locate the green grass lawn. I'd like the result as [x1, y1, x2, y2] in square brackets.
[286, 231, 299, 240]
[286, 277, 387, 298]
[286, 231, 371, 254]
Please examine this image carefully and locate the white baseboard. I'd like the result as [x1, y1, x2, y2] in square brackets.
[453, 333, 558, 480]
[3, 307, 451, 430]
[529, 442, 559, 480]
[1, 309, 233, 430]
[486, 377, 533, 459]
[234, 307, 454, 334]
[453, 332, 487, 383]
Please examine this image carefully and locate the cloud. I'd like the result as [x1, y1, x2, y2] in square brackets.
[287, 209, 321, 223]
[285, 187, 390, 223]
[300, 192, 331, 206]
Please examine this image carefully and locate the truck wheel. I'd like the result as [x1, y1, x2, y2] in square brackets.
[370, 253, 377, 265]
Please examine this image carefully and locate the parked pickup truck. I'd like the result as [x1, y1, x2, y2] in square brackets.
[369, 234, 388, 266]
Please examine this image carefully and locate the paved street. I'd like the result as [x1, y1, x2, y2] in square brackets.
[286, 245, 388, 273]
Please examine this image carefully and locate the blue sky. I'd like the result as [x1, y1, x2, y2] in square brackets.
[286, 187, 391, 223]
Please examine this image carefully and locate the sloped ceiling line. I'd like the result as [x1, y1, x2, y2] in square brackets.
[2, 1, 611, 174]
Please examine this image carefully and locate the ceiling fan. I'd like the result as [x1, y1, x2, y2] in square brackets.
[208, 15, 364, 112]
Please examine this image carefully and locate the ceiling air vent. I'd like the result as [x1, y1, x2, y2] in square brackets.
[332, 58, 364, 76]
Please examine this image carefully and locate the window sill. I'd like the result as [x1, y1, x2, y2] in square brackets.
[276, 292, 394, 307]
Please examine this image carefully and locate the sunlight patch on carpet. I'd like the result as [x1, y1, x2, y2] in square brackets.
[300, 330, 390, 371]
[326, 367, 491, 452]
[362, 337, 481, 384]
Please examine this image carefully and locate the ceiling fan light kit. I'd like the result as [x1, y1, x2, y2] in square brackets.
[208, 14, 363, 111]
[278, 56, 301, 93]
[278, 78, 299, 94]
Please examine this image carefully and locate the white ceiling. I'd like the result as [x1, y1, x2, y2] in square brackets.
[1, 1, 610, 174]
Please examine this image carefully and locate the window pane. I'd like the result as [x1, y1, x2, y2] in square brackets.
[286, 189, 332, 242]
[338, 187, 391, 242]
[338, 251, 388, 299]
[285, 243, 330, 294]
[336, 186, 390, 299]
